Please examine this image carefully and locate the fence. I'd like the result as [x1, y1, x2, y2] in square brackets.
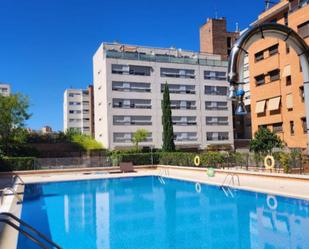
[36, 156, 112, 169]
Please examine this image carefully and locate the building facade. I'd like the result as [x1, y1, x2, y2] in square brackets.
[93, 43, 234, 149]
[200, 17, 239, 60]
[200, 18, 252, 144]
[0, 83, 11, 96]
[63, 85, 95, 136]
[248, 0, 309, 149]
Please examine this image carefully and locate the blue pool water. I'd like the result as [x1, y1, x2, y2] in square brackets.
[17, 176, 309, 249]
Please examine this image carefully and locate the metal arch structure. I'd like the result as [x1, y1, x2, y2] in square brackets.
[227, 22, 309, 151]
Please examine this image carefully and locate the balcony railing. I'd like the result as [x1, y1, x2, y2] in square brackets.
[105, 50, 228, 67]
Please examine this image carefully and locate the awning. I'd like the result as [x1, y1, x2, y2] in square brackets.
[286, 94, 293, 109]
[282, 65, 291, 77]
[255, 100, 266, 114]
[121, 45, 137, 52]
[268, 97, 281, 111]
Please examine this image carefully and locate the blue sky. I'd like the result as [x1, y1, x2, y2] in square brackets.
[0, 0, 265, 131]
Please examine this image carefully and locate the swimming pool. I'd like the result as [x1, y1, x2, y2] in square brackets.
[17, 176, 309, 249]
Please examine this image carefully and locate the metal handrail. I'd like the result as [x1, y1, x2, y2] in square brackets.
[13, 174, 25, 185]
[221, 173, 240, 187]
[0, 212, 62, 249]
[0, 187, 22, 205]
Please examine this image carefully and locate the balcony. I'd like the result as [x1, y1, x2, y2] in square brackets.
[106, 50, 228, 67]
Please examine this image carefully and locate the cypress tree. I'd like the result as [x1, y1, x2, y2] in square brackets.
[162, 82, 175, 151]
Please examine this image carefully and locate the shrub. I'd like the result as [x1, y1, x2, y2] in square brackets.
[278, 152, 290, 173]
[111, 152, 160, 166]
[0, 157, 37, 171]
[200, 152, 225, 167]
[71, 134, 103, 151]
[159, 152, 195, 166]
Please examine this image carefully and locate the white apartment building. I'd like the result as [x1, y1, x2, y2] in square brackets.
[63, 86, 94, 136]
[0, 83, 11, 96]
[93, 43, 234, 149]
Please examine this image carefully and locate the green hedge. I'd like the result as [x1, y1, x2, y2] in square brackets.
[159, 152, 195, 166]
[111, 151, 244, 167]
[0, 157, 38, 172]
[111, 152, 160, 166]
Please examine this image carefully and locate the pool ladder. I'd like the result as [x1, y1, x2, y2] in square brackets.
[158, 168, 169, 184]
[220, 173, 240, 198]
[0, 187, 22, 205]
[13, 174, 25, 185]
[0, 212, 63, 249]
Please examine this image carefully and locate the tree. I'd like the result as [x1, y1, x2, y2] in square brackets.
[70, 133, 103, 151]
[65, 127, 82, 140]
[0, 94, 31, 156]
[162, 82, 175, 151]
[132, 129, 149, 150]
[250, 127, 283, 155]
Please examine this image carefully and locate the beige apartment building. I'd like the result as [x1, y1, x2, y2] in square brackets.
[0, 83, 11, 96]
[63, 85, 95, 136]
[248, 0, 309, 149]
[93, 43, 234, 150]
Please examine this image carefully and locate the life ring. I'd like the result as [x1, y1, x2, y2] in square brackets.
[264, 155, 275, 170]
[267, 195, 278, 210]
[194, 156, 201, 166]
[195, 182, 201, 193]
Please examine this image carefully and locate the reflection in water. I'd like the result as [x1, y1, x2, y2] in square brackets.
[17, 177, 309, 249]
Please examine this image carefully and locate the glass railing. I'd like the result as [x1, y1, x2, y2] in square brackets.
[105, 50, 228, 67]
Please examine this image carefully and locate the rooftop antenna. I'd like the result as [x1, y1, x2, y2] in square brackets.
[235, 22, 240, 32]
[215, 7, 218, 19]
[265, 0, 277, 10]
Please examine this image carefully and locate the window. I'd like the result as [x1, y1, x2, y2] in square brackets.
[113, 132, 152, 143]
[205, 101, 228, 110]
[299, 0, 309, 7]
[227, 37, 232, 48]
[172, 116, 196, 126]
[174, 132, 197, 142]
[269, 44, 279, 56]
[161, 84, 195, 94]
[205, 86, 228, 95]
[204, 71, 227, 81]
[170, 100, 196, 110]
[129, 65, 151, 76]
[255, 51, 264, 62]
[69, 101, 81, 106]
[113, 116, 152, 125]
[284, 12, 288, 26]
[301, 117, 307, 134]
[255, 74, 265, 85]
[206, 117, 229, 126]
[112, 64, 129, 74]
[206, 132, 229, 141]
[112, 81, 151, 92]
[286, 44, 290, 54]
[160, 68, 195, 79]
[290, 121, 295, 135]
[112, 99, 151, 109]
[299, 86, 305, 102]
[298, 21, 309, 39]
[269, 69, 280, 82]
[286, 75, 292, 86]
[112, 64, 151, 76]
[272, 122, 283, 133]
